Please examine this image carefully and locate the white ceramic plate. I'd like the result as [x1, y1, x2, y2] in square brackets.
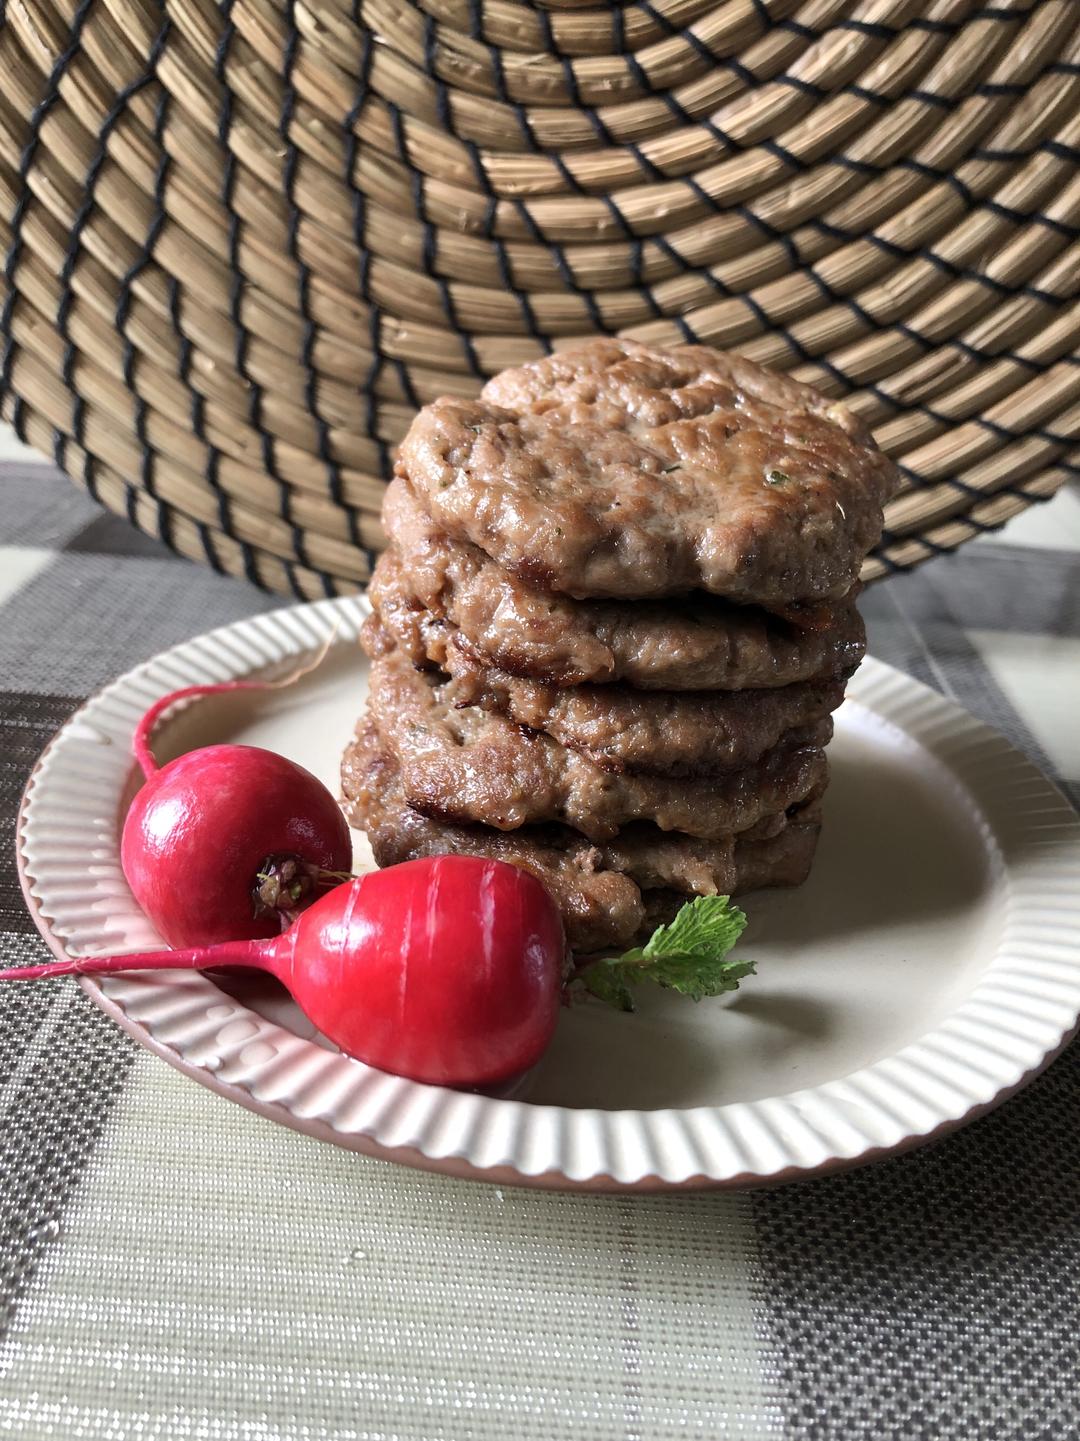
[16, 597, 1080, 1190]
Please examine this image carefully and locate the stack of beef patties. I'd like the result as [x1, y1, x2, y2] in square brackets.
[342, 340, 900, 954]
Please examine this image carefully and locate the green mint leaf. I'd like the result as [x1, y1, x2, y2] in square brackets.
[640, 893, 747, 964]
[581, 895, 753, 1008]
[627, 950, 755, 1003]
[766, 469, 789, 485]
[582, 965, 636, 1012]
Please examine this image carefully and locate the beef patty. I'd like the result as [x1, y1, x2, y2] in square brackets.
[375, 481, 867, 690]
[365, 642, 831, 842]
[364, 613, 847, 777]
[343, 720, 822, 953]
[398, 339, 900, 605]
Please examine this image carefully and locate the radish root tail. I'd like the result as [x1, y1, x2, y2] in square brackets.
[0, 938, 271, 984]
[132, 623, 341, 779]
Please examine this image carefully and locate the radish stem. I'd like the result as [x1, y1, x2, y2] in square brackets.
[132, 627, 339, 778]
[0, 938, 273, 984]
[133, 683, 266, 779]
[0, 861, 571, 1087]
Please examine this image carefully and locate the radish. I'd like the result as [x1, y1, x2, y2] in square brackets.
[121, 680, 352, 948]
[4, 858, 566, 1089]
[3, 849, 753, 1087]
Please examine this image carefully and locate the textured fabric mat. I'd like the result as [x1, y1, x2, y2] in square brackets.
[0, 446, 1077, 1440]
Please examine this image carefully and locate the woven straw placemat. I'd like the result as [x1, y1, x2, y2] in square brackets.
[0, 0, 1077, 599]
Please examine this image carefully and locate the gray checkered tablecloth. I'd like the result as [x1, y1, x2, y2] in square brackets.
[1, 443, 1078, 1440]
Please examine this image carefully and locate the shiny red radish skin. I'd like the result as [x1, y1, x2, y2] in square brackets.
[294, 858, 566, 1086]
[2, 859, 567, 1090]
[121, 682, 352, 948]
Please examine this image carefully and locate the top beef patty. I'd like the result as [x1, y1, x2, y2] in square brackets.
[398, 338, 900, 605]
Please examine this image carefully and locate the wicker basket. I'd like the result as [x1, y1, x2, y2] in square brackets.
[0, 0, 1077, 599]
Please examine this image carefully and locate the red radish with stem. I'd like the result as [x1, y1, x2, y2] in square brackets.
[2, 858, 566, 1089]
[122, 676, 352, 949]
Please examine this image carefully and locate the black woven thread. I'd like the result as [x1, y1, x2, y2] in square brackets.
[513, 196, 615, 333]
[417, 0, 1072, 268]
[875, 461, 1069, 561]
[699, 131, 1073, 205]
[793, 257, 1074, 405]
[519, 110, 1075, 426]
[346, 20, 420, 490]
[975, 139, 1080, 164]
[414, 167, 486, 378]
[633, 0, 680, 39]
[163, 218, 260, 585]
[845, 149, 1074, 217]
[464, 140, 550, 343]
[610, 2, 625, 54]
[709, 280, 1077, 516]
[781, 305, 1077, 465]
[216, 0, 306, 599]
[520, 72, 1074, 201]
[875, 473, 1062, 566]
[868, 383, 1079, 449]
[54, 11, 178, 514]
[282, 0, 358, 593]
[423, 16, 455, 138]
[478, 0, 679, 56]
[506, 0, 1038, 79]
[895, 461, 994, 507]
[597, 9, 1045, 171]
[456, 1, 1065, 196]
[597, 80, 1077, 362]
[345, 25, 388, 485]
[753, 157, 1077, 286]
[624, 13, 895, 114]
[166, 273, 265, 586]
[809, 216, 1078, 293]
[270, 6, 320, 583]
[737, 203, 803, 274]
[776, 16, 819, 41]
[113, 23, 174, 545]
[384, 97, 410, 170]
[352, 32, 422, 417]
[482, 38, 541, 152]
[1045, 454, 1080, 478]
[8, 0, 1070, 592]
[14, 10, 224, 565]
[0, 0, 97, 454]
[138, 34, 264, 584]
[630, 196, 1073, 390]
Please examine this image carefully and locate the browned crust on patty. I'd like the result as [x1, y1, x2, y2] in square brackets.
[364, 613, 847, 776]
[375, 481, 867, 691]
[398, 339, 900, 605]
[342, 719, 823, 953]
[365, 641, 831, 842]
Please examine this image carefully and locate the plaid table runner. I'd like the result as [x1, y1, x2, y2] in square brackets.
[1, 439, 1078, 1440]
